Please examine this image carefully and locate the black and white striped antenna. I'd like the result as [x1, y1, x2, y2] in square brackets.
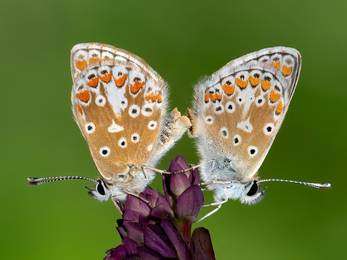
[258, 178, 331, 189]
[28, 176, 97, 186]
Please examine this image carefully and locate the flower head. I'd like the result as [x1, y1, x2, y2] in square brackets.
[104, 156, 215, 260]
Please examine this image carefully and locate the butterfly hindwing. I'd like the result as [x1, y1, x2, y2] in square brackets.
[189, 47, 301, 180]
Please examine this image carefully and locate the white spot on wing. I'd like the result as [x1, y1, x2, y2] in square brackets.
[148, 121, 157, 130]
[233, 134, 241, 146]
[108, 120, 124, 133]
[147, 144, 153, 151]
[263, 123, 274, 136]
[131, 133, 140, 143]
[85, 123, 95, 134]
[220, 127, 229, 138]
[104, 74, 128, 117]
[118, 138, 127, 148]
[129, 104, 140, 118]
[95, 95, 106, 106]
[237, 117, 253, 133]
[99, 146, 110, 157]
[205, 116, 213, 124]
[248, 146, 258, 157]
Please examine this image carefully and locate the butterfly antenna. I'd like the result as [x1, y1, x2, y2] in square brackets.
[257, 179, 331, 189]
[27, 176, 97, 186]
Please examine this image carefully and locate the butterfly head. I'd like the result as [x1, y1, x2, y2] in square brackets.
[240, 180, 267, 205]
[213, 179, 266, 205]
[85, 179, 112, 202]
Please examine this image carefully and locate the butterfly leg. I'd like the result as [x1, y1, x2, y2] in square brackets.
[142, 165, 171, 175]
[124, 189, 154, 208]
[201, 180, 232, 186]
[174, 159, 215, 174]
[195, 187, 229, 223]
[111, 199, 123, 215]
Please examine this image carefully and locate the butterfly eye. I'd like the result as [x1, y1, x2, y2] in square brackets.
[246, 181, 259, 196]
[97, 181, 106, 195]
[88, 180, 111, 202]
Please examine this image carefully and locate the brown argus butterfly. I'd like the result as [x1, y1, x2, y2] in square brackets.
[187, 47, 331, 220]
[28, 43, 191, 203]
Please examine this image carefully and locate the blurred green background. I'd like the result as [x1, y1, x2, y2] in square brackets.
[1, 0, 345, 259]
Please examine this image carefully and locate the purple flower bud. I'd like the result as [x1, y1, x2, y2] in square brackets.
[105, 156, 215, 260]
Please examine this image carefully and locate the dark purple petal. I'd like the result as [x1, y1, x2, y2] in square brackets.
[104, 245, 126, 260]
[161, 219, 190, 260]
[162, 178, 174, 208]
[137, 247, 165, 260]
[117, 225, 127, 239]
[191, 168, 200, 186]
[123, 221, 144, 245]
[168, 156, 185, 172]
[191, 228, 215, 260]
[123, 195, 151, 223]
[143, 224, 177, 258]
[140, 187, 159, 207]
[122, 237, 139, 255]
[150, 192, 175, 219]
[174, 155, 190, 170]
[176, 186, 204, 219]
[170, 172, 190, 197]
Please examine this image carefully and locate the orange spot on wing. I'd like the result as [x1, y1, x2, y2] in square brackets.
[222, 84, 235, 95]
[145, 92, 154, 101]
[75, 60, 87, 70]
[76, 90, 90, 103]
[209, 93, 217, 102]
[216, 93, 222, 101]
[114, 73, 128, 87]
[271, 62, 281, 70]
[157, 94, 162, 103]
[249, 76, 260, 87]
[77, 104, 82, 114]
[261, 80, 271, 91]
[130, 81, 145, 94]
[89, 57, 100, 64]
[276, 101, 283, 115]
[87, 77, 99, 88]
[282, 65, 292, 76]
[235, 78, 248, 89]
[270, 90, 281, 103]
[204, 94, 209, 103]
[100, 71, 113, 83]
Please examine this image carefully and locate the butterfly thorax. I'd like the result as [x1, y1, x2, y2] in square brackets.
[101, 165, 154, 201]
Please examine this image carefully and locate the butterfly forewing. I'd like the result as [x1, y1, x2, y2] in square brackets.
[71, 43, 168, 180]
[190, 47, 301, 180]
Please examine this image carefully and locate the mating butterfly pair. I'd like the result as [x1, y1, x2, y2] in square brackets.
[28, 43, 330, 215]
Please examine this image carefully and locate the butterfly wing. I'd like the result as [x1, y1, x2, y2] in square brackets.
[189, 47, 301, 180]
[70, 43, 170, 181]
